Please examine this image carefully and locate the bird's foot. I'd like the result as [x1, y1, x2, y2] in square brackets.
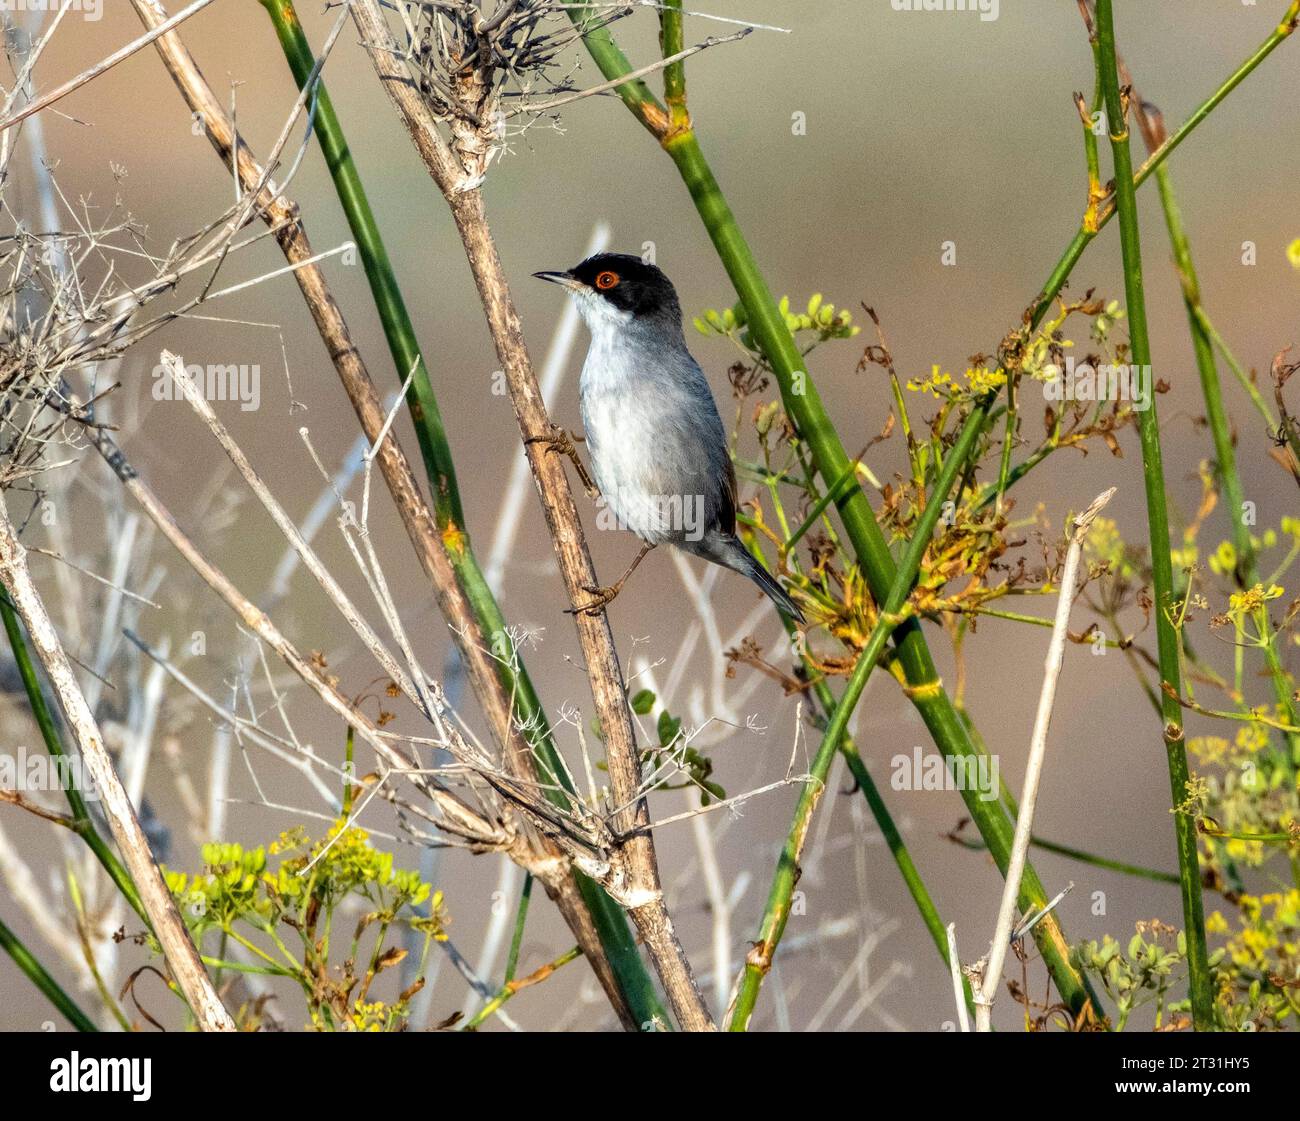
[565, 581, 623, 616]
[525, 424, 599, 499]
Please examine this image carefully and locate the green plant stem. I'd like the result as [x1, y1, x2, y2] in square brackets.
[729, 395, 988, 1030]
[951, 830, 1180, 885]
[66, 870, 133, 1031]
[785, 458, 861, 551]
[1196, 317, 1300, 493]
[1095, 0, 1211, 1030]
[572, 5, 1098, 1019]
[258, 0, 667, 1029]
[342, 724, 355, 815]
[463, 945, 583, 1030]
[993, 371, 1019, 516]
[505, 872, 533, 984]
[1032, 835, 1181, 884]
[1153, 166, 1300, 765]
[1157, 187, 1248, 569]
[1192, 307, 1281, 432]
[0, 916, 98, 1032]
[658, 1, 687, 128]
[0, 586, 145, 924]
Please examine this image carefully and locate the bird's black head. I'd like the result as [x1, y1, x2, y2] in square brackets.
[533, 253, 680, 322]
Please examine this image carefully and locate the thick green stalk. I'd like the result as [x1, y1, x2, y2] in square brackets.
[504, 872, 533, 984]
[0, 587, 145, 923]
[658, 1, 687, 128]
[572, 6, 1096, 1018]
[0, 917, 98, 1032]
[1095, 0, 1212, 1030]
[259, 0, 666, 1028]
[730, 398, 988, 1029]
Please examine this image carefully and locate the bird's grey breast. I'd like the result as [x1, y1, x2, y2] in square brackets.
[580, 323, 730, 546]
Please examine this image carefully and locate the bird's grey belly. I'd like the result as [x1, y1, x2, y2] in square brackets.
[582, 382, 718, 547]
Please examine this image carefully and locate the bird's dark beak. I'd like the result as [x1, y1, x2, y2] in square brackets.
[532, 269, 584, 292]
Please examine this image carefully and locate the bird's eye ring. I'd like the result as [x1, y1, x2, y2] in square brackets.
[595, 270, 619, 290]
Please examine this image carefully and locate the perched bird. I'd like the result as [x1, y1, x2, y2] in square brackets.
[533, 252, 804, 622]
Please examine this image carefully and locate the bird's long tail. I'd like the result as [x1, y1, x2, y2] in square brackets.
[709, 534, 805, 623]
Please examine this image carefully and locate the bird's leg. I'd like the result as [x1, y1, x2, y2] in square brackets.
[525, 424, 599, 499]
[568, 542, 655, 615]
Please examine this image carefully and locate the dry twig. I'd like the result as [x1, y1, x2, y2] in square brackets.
[971, 487, 1115, 1031]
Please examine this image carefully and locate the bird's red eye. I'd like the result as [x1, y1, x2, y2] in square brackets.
[595, 271, 619, 290]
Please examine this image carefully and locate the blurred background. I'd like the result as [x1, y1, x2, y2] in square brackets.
[1, 0, 1296, 1031]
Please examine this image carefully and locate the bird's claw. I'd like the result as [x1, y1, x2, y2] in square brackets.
[565, 582, 621, 616]
[525, 424, 599, 499]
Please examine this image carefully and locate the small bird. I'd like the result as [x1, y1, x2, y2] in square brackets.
[533, 252, 803, 622]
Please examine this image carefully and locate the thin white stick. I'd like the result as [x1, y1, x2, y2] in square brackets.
[84, 512, 137, 714]
[123, 639, 168, 809]
[266, 425, 377, 604]
[973, 487, 1115, 1031]
[947, 923, 970, 1032]
[364, 360, 419, 464]
[200, 242, 356, 301]
[125, 630, 344, 806]
[0, 1, 76, 120]
[26, 546, 162, 609]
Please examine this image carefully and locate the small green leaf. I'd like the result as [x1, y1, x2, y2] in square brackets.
[630, 688, 656, 715]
